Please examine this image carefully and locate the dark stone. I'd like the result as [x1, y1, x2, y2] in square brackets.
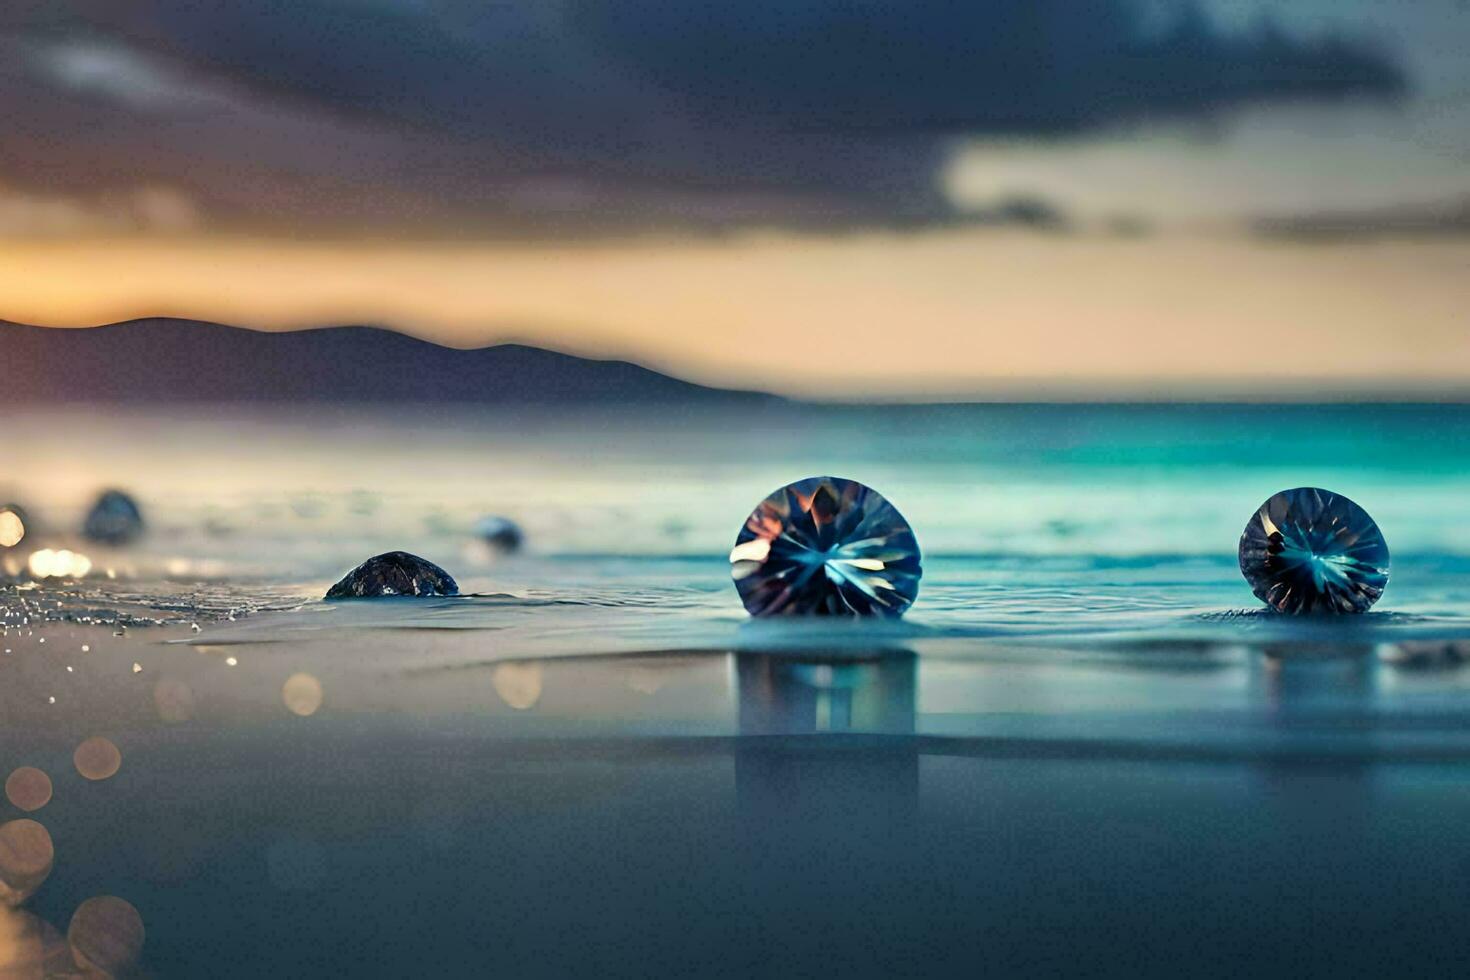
[82, 490, 145, 545]
[476, 516, 523, 554]
[325, 551, 460, 599]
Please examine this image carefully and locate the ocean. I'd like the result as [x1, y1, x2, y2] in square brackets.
[4, 402, 1470, 977]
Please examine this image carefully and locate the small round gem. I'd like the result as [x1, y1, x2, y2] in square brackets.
[1239, 487, 1389, 614]
[730, 477, 921, 617]
[475, 516, 524, 554]
[82, 490, 144, 546]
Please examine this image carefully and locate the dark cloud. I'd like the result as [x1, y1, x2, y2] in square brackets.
[0, 1, 1406, 236]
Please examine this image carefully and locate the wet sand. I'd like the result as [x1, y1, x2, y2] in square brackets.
[5, 614, 1470, 977]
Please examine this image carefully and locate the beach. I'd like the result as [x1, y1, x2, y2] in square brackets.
[4, 402, 1470, 975]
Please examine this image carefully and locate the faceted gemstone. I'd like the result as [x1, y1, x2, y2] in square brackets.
[730, 477, 921, 617]
[325, 551, 459, 599]
[81, 490, 144, 545]
[1238, 487, 1389, 614]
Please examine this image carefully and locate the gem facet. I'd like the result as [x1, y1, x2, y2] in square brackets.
[730, 476, 921, 617]
[1238, 487, 1389, 614]
[325, 551, 459, 599]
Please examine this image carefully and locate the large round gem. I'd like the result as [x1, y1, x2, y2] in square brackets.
[730, 477, 921, 617]
[1238, 487, 1389, 614]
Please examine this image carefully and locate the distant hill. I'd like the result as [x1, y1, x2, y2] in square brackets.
[0, 318, 778, 405]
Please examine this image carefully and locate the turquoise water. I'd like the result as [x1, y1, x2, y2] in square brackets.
[4, 403, 1470, 633]
[4, 403, 1470, 977]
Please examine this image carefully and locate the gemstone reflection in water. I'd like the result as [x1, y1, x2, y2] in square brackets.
[730, 476, 921, 617]
[1238, 487, 1389, 614]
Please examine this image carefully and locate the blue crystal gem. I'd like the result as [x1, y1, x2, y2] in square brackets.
[476, 516, 524, 554]
[82, 489, 144, 546]
[730, 477, 921, 617]
[1238, 487, 1389, 614]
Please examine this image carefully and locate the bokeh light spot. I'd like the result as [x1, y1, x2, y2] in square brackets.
[0, 820, 54, 907]
[0, 511, 24, 549]
[4, 769, 52, 813]
[26, 549, 92, 580]
[492, 662, 542, 710]
[0, 907, 69, 975]
[282, 673, 323, 717]
[73, 737, 122, 781]
[68, 896, 144, 975]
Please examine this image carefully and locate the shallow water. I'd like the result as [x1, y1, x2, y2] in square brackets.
[4, 404, 1470, 976]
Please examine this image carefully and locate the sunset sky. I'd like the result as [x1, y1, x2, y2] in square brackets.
[2, 1, 1468, 397]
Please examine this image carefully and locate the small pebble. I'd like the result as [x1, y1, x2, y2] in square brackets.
[324, 552, 459, 599]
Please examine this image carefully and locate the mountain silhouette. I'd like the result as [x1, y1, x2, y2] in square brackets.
[0, 318, 776, 405]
